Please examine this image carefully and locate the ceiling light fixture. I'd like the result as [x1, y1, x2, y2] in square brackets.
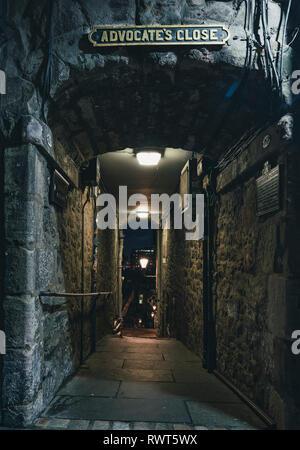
[136, 151, 161, 166]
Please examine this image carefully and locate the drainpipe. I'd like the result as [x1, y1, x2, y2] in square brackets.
[91, 193, 97, 353]
[202, 172, 216, 372]
[118, 230, 124, 319]
[203, 187, 209, 370]
[80, 187, 90, 365]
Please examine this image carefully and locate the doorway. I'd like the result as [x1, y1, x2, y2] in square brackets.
[121, 229, 158, 338]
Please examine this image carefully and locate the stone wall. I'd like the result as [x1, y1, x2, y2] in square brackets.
[212, 121, 295, 428]
[96, 227, 120, 339]
[1, 130, 101, 425]
[159, 119, 300, 428]
[3, 143, 47, 425]
[159, 228, 204, 358]
[55, 187, 95, 366]
[214, 173, 285, 423]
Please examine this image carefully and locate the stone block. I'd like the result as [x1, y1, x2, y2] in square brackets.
[267, 276, 286, 338]
[173, 423, 192, 430]
[4, 144, 47, 201]
[43, 310, 70, 356]
[2, 345, 42, 406]
[5, 195, 39, 247]
[4, 247, 36, 295]
[47, 418, 70, 429]
[3, 295, 40, 349]
[2, 389, 44, 427]
[112, 421, 131, 430]
[133, 422, 155, 430]
[93, 421, 110, 430]
[35, 418, 50, 428]
[21, 115, 54, 157]
[36, 248, 57, 290]
[68, 420, 90, 430]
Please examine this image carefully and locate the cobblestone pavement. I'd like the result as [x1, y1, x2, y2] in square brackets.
[2, 336, 268, 430]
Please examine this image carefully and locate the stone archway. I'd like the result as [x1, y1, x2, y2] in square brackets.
[1, 0, 299, 429]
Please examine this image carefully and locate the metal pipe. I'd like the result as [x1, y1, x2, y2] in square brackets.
[39, 291, 111, 297]
[118, 230, 124, 318]
[279, 0, 292, 88]
[207, 180, 216, 373]
[80, 189, 90, 365]
[213, 369, 276, 429]
[202, 190, 209, 370]
[202, 174, 216, 372]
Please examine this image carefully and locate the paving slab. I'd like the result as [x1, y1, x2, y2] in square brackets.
[77, 367, 173, 382]
[46, 418, 70, 429]
[68, 420, 90, 430]
[57, 376, 120, 397]
[121, 337, 160, 345]
[162, 350, 201, 362]
[153, 423, 173, 430]
[92, 421, 110, 430]
[118, 381, 243, 403]
[95, 345, 130, 353]
[186, 401, 265, 429]
[157, 341, 189, 350]
[133, 422, 156, 430]
[123, 359, 205, 371]
[39, 335, 265, 430]
[173, 369, 216, 383]
[81, 358, 124, 370]
[96, 345, 159, 354]
[46, 397, 190, 423]
[35, 418, 50, 428]
[112, 421, 131, 430]
[173, 424, 193, 430]
[95, 351, 163, 361]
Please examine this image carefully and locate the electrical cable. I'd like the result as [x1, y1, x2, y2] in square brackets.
[261, 0, 281, 91]
[279, 0, 292, 89]
[42, 0, 55, 121]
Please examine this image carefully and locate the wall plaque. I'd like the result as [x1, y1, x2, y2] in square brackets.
[50, 170, 70, 208]
[88, 24, 230, 47]
[256, 163, 280, 217]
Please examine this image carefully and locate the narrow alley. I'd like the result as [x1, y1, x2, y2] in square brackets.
[1, 0, 300, 434]
[35, 335, 265, 430]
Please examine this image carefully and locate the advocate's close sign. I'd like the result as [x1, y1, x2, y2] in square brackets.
[88, 25, 230, 47]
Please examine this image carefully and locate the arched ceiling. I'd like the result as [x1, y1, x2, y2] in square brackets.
[49, 57, 270, 167]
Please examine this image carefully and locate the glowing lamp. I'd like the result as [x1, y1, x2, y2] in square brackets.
[136, 152, 161, 166]
[139, 257, 149, 269]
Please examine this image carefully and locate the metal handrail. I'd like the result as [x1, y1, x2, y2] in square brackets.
[39, 291, 111, 297]
[39, 290, 112, 365]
